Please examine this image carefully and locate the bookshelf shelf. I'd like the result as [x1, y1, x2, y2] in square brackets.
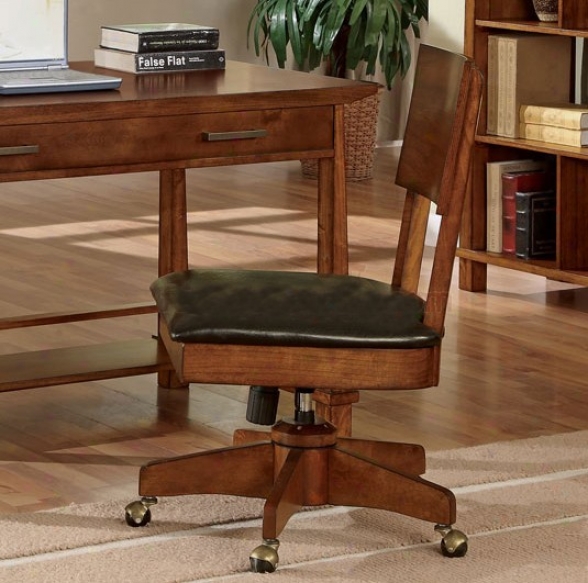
[475, 20, 588, 37]
[477, 135, 588, 161]
[460, 0, 588, 292]
[457, 249, 588, 287]
[0, 339, 172, 392]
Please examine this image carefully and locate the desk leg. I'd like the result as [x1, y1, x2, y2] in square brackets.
[157, 168, 189, 389]
[318, 104, 348, 276]
[316, 104, 358, 434]
[158, 168, 188, 275]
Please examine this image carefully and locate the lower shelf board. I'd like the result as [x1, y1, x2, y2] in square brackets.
[457, 249, 588, 286]
[0, 338, 173, 392]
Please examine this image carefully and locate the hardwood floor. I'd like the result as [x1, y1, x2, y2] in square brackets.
[1, 147, 588, 513]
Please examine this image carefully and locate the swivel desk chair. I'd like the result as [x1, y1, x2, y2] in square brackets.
[125, 44, 483, 574]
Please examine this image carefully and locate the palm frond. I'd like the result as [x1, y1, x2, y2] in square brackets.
[247, 0, 429, 89]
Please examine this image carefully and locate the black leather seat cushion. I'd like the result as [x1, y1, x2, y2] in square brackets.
[150, 269, 441, 349]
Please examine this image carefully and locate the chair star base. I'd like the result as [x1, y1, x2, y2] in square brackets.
[125, 416, 467, 571]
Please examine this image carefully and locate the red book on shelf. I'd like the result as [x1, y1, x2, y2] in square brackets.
[501, 169, 553, 255]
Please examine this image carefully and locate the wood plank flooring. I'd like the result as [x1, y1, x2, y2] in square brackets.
[1, 147, 588, 513]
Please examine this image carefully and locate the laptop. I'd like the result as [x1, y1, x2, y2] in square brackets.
[0, 0, 122, 95]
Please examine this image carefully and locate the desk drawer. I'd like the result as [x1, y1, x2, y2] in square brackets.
[0, 106, 333, 172]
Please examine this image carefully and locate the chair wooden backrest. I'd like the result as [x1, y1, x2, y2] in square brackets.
[393, 44, 483, 335]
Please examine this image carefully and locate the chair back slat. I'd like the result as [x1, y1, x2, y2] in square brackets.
[391, 192, 430, 294]
[393, 44, 484, 332]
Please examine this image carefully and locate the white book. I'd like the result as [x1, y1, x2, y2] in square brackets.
[486, 159, 549, 253]
[519, 103, 588, 130]
[519, 122, 588, 147]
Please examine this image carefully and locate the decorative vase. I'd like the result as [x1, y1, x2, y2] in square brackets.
[532, 0, 558, 22]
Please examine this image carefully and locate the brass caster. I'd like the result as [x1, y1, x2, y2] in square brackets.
[124, 496, 158, 528]
[435, 524, 468, 558]
[249, 538, 280, 573]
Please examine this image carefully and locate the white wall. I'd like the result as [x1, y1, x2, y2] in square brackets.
[422, 0, 465, 52]
[382, 1, 466, 143]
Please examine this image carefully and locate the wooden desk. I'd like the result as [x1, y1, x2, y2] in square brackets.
[0, 60, 377, 394]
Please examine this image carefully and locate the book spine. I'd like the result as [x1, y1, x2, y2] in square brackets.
[519, 123, 586, 147]
[502, 37, 517, 138]
[515, 191, 556, 259]
[136, 30, 220, 52]
[486, 163, 503, 253]
[501, 177, 518, 255]
[133, 50, 226, 72]
[101, 28, 220, 53]
[487, 35, 499, 135]
[519, 105, 587, 130]
[496, 36, 509, 136]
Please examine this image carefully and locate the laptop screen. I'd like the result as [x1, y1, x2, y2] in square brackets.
[0, 0, 66, 69]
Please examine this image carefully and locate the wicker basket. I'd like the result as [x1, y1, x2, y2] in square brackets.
[301, 91, 381, 181]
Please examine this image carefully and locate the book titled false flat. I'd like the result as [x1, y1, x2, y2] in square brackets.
[94, 47, 226, 74]
[100, 23, 220, 53]
[519, 122, 588, 147]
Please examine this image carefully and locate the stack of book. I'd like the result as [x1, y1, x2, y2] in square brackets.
[486, 33, 571, 138]
[94, 23, 225, 74]
[501, 168, 556, 260]
[519, 103, 588, 147]
[485, 158, 549, 254]
[486, 159, 556, 259]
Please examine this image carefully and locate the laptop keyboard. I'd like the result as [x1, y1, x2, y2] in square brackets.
[0, 69, 81, 81]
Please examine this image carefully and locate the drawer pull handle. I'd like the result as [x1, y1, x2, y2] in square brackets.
[202, 129, 267, 142]
[0, 145, 39, 156]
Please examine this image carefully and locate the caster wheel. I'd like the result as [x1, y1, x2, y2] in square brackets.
[250, 539, 279, 573]
[124, 498, 155, 527]
[440, 528, 468, 558]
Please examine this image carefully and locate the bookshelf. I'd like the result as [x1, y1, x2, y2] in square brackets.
[459, 0, 588, 291]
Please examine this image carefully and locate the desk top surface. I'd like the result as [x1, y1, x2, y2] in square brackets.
[0, 60, 379, 125]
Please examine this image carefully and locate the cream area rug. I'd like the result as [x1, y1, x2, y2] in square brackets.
[0, 431, 587, 582]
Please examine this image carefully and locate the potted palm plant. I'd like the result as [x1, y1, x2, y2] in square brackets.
[247, 0, 428, 180]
